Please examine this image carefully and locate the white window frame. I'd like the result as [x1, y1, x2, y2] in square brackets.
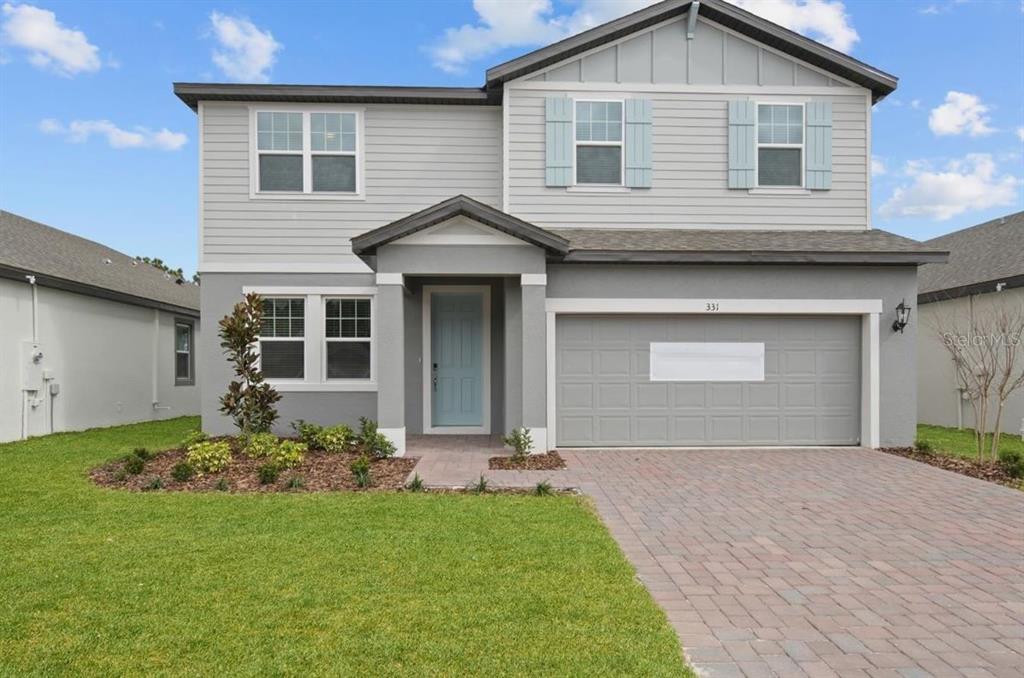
[322, 295, 375, 384]
[256, 295, 307, 384]
[754, 101, 805, 189]
[249, 105, 365, 201]
[572, 98, 625, 187]
[174, 320, 194, 386]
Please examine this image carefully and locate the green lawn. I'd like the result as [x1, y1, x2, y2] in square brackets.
[917, 423, 1024, 461]
[0, 418, 688, 676]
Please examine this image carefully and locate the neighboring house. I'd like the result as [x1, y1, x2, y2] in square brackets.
[175, 0, 945, 454]
[917, 211, 1024, 435]
[0, 211, 201, 442]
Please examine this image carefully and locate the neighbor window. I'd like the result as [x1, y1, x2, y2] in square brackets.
[255, 110, 360, 195]
[757, 104, 803, 187]
[575, 101, 623, 185]
[325, 298, 372, 380]
[174, 321, 193, 385]
[259, 298, 305, 379]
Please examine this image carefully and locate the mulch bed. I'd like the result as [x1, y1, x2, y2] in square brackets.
[879, 447, 1022, 489]
[488, 451, 566, 471]
[91, 448, 418, 493]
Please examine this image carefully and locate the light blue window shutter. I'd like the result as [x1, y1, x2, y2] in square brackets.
[545, 97, 573, 187]
[727, 100, 756, 189]
[805, 101, 833, 190]
[624, 98, 652, 188]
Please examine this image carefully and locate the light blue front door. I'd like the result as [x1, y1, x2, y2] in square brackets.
[431, 292, 484, 428]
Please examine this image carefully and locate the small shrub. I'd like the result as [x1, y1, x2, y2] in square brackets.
[243, 432, 279, 459]
[171, 462, 195, 482]
[503, 427, 534, 460]
[316, 424, 355, 453]
[113, 469, 127, 482]
[215, 477, 230, 491]
[406, 473, 424, 492]
[185, 440, 232, 474]
[358, 417, 396, 459]
[291, 419, 324, 447]
[143, 476, 163, 491]
[350, 454, 372, 488]
[285, 475, 305, 490]
[133, 447, 154, 461]
[271, 440, 307, 469]
[124, 455, 146, 475]
[180, 429, 208, 449]
[469, 474, 489, 494]
[258, 463, 280, 485]
[533, 480, 553, 496]
[914, 438, 933, 454]
[998, 448, 1024, 478]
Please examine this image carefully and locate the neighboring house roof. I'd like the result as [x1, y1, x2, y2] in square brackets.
[918, 211, 1024, 304]
[0, 211, 200, 316]
[485, 0, 897, 102]
[175, 0, 897, 112]
[350, 195, 572, 256]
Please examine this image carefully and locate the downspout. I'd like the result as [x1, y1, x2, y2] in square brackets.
[21, 276, 38, 440]
[152, 310, 172, 414]
[687, 1, 701, 39]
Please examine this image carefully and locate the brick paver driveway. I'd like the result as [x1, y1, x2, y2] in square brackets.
[565, 448, 1024, 678]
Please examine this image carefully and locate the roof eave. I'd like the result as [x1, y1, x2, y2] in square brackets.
[558, 250, 948, 265]
[919, 273, 1024, 305]
[173, 83, 497, 112]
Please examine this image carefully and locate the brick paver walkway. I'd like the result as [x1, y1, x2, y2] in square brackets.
[408, 438, 1024, 677]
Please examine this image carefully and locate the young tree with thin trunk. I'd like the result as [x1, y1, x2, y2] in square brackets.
[219, 293, 282, 435]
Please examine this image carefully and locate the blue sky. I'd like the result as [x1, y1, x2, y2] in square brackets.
[1, 0, 1021, 277]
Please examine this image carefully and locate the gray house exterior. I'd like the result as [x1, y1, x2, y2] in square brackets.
[0, 211, 201, 442]
[177, 0, 944, 454]
[917, 212, 1024, 435]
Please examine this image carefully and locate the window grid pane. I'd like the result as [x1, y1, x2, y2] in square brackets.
[575, 101, 622, 142]
[325, 297, 372, 339]
[261, 298, 305, 338]
[257, 111, 303, 151]
[758, 104, 803, 145]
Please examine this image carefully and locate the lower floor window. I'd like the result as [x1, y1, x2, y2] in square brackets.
[259, 297, 305, 379]
[325, 298, 372, 379]
[174, 321, 193, 384]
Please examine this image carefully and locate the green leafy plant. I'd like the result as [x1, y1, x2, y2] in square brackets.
[316, 424, 355, 453]
[358, 417, 396, 459]
[215, 477, 230, 492]
[406, 473, 424, 492]
[171, 462, 195, 482]
[291, 420, 324, 447]
[132, 447, 154, 461]
[258, 463, 280, 485]
[185, 440, 232, 474]
[271, 440, 307, 469]
[350, 454, 372, 488]
[113, 469, 127, 482]
[914, 438, 933, 454]
[533, 480, 553, 497]
[243, 432, 279, 459]
[285, 475, 305, 490]
[998, 448, 1023, 478]
[469, 474, 489, 495]
[503, 427, 534, 461]
[124, 455, 145, 475]
[218, 292, 282, 435]
[143, 476, 163, 491]
[180, 429, 208, 449]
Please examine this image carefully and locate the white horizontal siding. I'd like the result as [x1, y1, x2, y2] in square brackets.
[507, 88, 868, 229]
[201, 103, 501, 266]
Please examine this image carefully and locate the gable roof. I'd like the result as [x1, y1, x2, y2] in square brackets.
[0, 211, 200, 316]
[918, 211, 1024, 302]
[485, 0, 897, 102]
[350, 195, 571, 256]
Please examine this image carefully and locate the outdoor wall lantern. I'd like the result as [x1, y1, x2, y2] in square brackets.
[892, 299, 912, 333]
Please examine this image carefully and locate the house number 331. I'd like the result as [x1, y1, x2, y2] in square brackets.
[704, 302, 720, 312]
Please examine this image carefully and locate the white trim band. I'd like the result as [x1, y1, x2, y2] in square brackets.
[203, 262, 372, 274]
[243, 286, 377, 296]
[375, 273, 403, 286]
[545, 298, 883, 315]
[521, 274, 548, 286]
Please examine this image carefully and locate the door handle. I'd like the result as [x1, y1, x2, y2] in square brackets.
[432, 363, 438, 392]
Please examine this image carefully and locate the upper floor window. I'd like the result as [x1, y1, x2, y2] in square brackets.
[575, 101, 623, 185]
[252, 109, 362, 198]
[757, 104, 803, 187]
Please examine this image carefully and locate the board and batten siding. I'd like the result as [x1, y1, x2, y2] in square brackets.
[506, 88, 868, 230]
[201, 103, 502, 268]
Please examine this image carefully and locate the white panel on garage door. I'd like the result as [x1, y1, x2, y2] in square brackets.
[555, 315, 860, 446]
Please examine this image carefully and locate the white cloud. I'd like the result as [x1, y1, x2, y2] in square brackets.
[39, 118, 187, 151]
[0, 2, 100, 76]
[879, 154, 1020, 221]
[428, 0, 859, 74]
[209, 11, 280, 82]
[1017, 126, 1024, 142]
[871, 156, 886, 176]
[928, 91, 995, 137]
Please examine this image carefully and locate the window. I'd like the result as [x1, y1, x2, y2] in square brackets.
[174, 321, 193, 385]
[325, 298, 372, 380]
[259, 298, 305, 379]
[254, 109, 360, 196]
[575, 101, 623, 185]
[757, 104, 803, 187]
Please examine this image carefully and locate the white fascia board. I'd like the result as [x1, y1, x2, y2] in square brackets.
[545, 298, 884, 315]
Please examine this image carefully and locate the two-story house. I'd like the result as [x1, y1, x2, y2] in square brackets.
[175, 0, 945, 455]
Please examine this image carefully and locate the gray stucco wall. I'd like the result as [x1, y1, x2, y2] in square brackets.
[547, 264, 920, 447]
[1, 278, 200, 442]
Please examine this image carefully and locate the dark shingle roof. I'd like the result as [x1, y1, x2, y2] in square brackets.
[0, 211, 199, 315]
[918, 212, 1024, 299]
[553, 228, 946, 264]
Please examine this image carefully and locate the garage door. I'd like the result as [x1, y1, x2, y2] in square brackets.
[555, 315, 861, 446]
